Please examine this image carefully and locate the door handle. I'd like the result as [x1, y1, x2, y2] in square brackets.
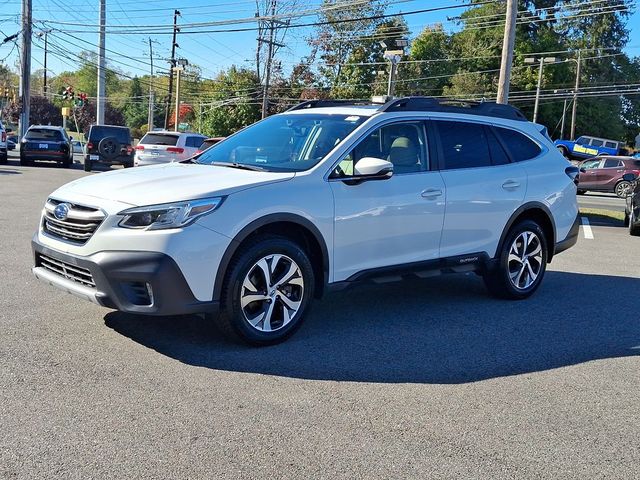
[502, 180, 521, 190]
[421, 188, 443, 199]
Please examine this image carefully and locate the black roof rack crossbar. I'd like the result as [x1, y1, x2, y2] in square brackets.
[379, 96, 528, 121]
[285, 99, 372, 112]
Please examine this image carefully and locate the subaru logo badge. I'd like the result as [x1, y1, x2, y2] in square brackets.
[54, 203, 70, 221]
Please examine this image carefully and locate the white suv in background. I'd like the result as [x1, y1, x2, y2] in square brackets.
[32, 97, 580, 345]
[134, 131, 206, 166]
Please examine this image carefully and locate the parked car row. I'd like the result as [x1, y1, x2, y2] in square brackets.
[575, 155, 640, 197]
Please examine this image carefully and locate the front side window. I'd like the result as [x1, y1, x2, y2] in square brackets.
[197, 114, 365, 172]
[332, 121, 427, 177]
[185, 136, 205, 148]
[576, 136, 589, 145]
[581, 159, 601, 170]
[436, 121, 491, 170]
[494, 126, 542, 161]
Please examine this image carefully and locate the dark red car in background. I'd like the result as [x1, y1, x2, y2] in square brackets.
[577, 156, 640, 198]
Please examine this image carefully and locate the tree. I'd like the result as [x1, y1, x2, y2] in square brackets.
[3, 96, 62, 126]
[72, 102, 126, 134]
[198, 66, 261, 137]
[122, 77, 148, 130]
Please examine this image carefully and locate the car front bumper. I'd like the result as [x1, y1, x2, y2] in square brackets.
[32, 239, 219, 316]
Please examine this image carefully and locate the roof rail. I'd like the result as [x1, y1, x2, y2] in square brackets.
[379, 96, 528, 121]
[285, 99, 371, 112]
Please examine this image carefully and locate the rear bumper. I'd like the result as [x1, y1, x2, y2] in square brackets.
[22, 151, 69, 161]
[32, 239, 219, 316]
[554, 213, 580, 256]
[85, 154, 133, 165]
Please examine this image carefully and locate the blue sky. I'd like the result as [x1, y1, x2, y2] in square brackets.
[0, 0, 638, 83]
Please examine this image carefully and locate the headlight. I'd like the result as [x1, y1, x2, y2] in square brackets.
[117, 197, 224, 230]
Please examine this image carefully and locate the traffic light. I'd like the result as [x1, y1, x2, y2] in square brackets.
[61, 86, 74, 101]
[75, 92, 88, 107]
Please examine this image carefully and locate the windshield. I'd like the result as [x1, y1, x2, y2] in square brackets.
[26, 128, 63, 141]
[196, 114, 366, 172]
[89, 126, 131, 144]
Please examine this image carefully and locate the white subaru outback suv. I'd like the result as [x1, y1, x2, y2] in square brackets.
[32, 97, 580, 345]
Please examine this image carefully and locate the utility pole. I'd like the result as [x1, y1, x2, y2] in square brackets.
[560, 98, 568, 139]
[165, 9, 180, 130]
[496, 0, 517, 104]
[570, 50, 581, 141]
[19, 0, 32, 138]
[261, 0, 279, 119]
[173, 58, 188, 132]
[96, 0, 106, 125]
[148, 37, 154, 130]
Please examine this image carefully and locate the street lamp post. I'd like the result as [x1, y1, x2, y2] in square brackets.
[380, 38, 408, 98]
[525, 56, 556, 123]
[173, 58, 188, 132]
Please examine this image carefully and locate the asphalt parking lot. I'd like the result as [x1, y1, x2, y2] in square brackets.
[1, 154, 639, 479]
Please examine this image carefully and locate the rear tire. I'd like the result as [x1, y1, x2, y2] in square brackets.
[0, 152, 7, 164]
[19, 154, 30, 166]
[577, 189, 586, 195]
[483, 220, 548, 300]
[211, 236, 315, 346]
[84, 159, 92, 172]
[615, 180, 631, 198]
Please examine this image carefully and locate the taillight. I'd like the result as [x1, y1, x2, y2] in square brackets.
[135, 145, 144, 150]
[194, 150, 202, 155]
[166, 147, 184, 154]
[126, 146, 133, 154]
[87, 142, 93, 150]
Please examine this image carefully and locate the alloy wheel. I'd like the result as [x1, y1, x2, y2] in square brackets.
[615, 181, 631, 198]
[507, 231, 543, 290]
[240, 254, 304, 332]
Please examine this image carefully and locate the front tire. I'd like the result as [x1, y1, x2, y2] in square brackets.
[483, 220, 548, 300]
[213, 236, 315, 345]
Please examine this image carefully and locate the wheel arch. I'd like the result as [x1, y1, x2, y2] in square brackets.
[495, 202, 557, 262]
[212, 213, 330, 302]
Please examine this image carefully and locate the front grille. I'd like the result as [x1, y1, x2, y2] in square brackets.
[38, 253, 95, 288]
[42, 198, 105, 244]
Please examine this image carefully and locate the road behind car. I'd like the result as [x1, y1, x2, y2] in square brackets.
[1, 163, 639, 479]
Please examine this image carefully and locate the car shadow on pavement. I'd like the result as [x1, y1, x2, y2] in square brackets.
[0, 168, 21, 175]
[104, 271, 640, 384]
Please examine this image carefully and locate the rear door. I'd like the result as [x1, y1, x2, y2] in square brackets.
[595, 157, 624, 190]
[434, 120, 528, 259]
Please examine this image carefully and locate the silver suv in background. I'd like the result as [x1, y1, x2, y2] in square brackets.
[134, 131, 206, 166]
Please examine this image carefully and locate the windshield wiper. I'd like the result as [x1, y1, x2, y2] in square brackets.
[209, 161, 266, 172]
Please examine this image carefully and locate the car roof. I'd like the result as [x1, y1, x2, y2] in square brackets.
[578, 135, 619, 143]
[283, 105, 380, 117]
[29, 125, 64, 130]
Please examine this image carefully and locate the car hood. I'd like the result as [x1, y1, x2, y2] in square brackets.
[53, 162, 295, 207]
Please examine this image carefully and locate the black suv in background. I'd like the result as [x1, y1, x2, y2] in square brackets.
[20, 126, 73, 167]
[84, 125, 134, 172]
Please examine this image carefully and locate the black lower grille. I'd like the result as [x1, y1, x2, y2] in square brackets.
[38, 254, 95, 288]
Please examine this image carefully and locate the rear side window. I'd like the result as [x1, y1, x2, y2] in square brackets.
[185, 136, 205, 148]
[140, 133, 179, 146]
[486, 128, 510, 166]
[603, 159, 622, 168]
[494, 127, 541, 161]
[89, 126, 131, 144]
[591, 139, 604, 147]
[435, 121, 491, 170]
[605, 141, 617, 149]
[26, 128, 63, 141]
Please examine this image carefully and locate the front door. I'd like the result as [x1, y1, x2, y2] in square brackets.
[578, 159, 603, 189]
[329, 121, 445, 281]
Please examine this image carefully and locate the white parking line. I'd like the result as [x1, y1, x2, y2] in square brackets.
[581, 216, 594, 239]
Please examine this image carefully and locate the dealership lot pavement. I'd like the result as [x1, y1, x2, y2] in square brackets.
[1, 158, 639, 479]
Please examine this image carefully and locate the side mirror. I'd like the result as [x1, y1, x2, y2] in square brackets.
[622, 173, 638, 182]
[69, 136, 73, 141]
[579, 167, 586, 173]
[344, 157, 393, 184]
